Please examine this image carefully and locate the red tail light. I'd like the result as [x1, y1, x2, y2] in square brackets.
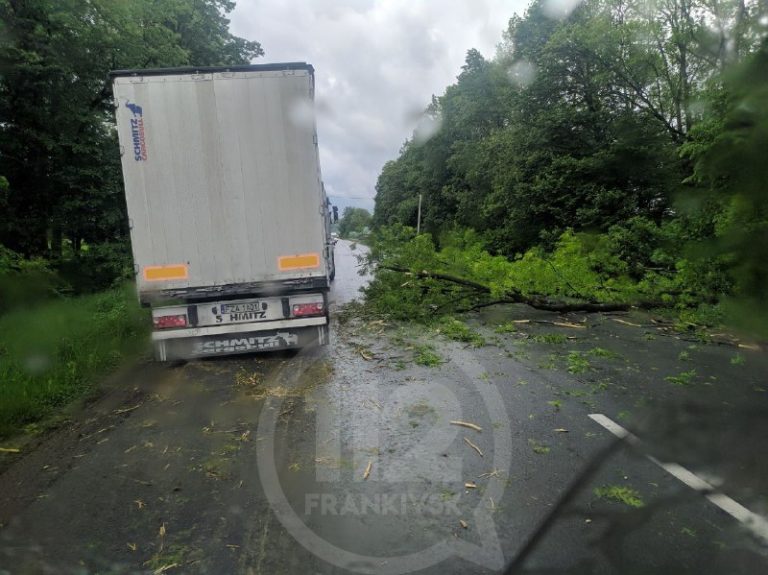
[292, 302, 324, 317]
[153, 314, 188, 329]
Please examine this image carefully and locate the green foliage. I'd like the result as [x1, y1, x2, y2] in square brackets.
[362, 226, 456, 321]
[730, 353, 746, 366]
[679, 39, 768, 337]
[370, 0, 768, 338]
[57, 241, 134, 293]
[494, 322, 518, 334]
[435, 316, 485, 347]
[338, 207, 372, 239]
[665, 369, 697, 386]
[566, 352, 591, 374]
[594, 485, 645, 508]
[362, 225, 694, 321]
[528, 439, 550, 454]
[0, 244, 68, 314]
[412, 344, 442, 367]
[588, 347, 620, 359]
[0, 284, 149, 437]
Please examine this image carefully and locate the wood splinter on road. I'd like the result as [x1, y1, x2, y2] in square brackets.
[553, 321, 586, 329]
[463, 437, 484, 457]
[450, 420, 482, 432]
[114, 403, 143, 415]
[459, 519, 469, 529]
[464, 481, 477, 489]
[0, 447, 20, 453]
[363, 460, 373, 480]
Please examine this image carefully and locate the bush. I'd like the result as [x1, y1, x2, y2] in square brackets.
[0, 245, 68, 314]
[57, 241, 134, 293]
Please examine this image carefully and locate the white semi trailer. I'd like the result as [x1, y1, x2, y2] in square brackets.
[111, 63, 335, 360]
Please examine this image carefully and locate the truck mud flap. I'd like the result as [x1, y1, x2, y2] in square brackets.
[154, 324, 329, 361]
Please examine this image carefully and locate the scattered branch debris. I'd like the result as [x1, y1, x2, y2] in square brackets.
[114, 403, 143, 415]
[612, 318, 643, 327]
[359, 349, 374, 361]
[463, 437, 484, 457]
[479, 469, 503, 479]
[363, 460, 373, 480]
[451, 420, 483, 432]
[553, 321, 586, 329]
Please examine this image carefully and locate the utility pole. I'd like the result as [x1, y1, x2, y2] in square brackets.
[416, 193, 422, 234]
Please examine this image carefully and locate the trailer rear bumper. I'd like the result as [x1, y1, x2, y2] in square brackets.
[152, 317, 328, 361]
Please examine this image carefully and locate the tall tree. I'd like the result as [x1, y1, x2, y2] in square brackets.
[338, 207, 372, 238]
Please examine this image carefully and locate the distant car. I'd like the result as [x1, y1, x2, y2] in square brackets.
[331, 232, 339, 245]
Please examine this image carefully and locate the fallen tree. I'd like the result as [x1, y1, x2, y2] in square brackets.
[358, 226, 720, 323]
[382, 265, 668, 314]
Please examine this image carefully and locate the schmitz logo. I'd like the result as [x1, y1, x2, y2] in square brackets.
[198, 332, 299, 354]
[126, 101, 148, 161]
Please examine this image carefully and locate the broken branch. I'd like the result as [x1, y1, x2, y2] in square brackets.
[451, 420, 482, 432]
[382, 265, 670, 313]
[463, 437, 484, 457]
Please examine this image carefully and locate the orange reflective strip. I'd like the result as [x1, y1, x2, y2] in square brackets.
[143, 264, 189, 281]
[278, 253, 320, 271]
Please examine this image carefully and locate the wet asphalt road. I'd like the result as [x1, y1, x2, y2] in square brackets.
[1, 239, 767, 574]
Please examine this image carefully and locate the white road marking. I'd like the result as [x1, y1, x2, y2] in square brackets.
[588, 413, 768, 545]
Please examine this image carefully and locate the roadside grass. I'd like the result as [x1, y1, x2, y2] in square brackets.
[0, 284, 148, 438]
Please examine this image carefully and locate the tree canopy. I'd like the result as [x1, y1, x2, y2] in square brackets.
[372, 0, 768, 333]
[338, 207, 372, 238]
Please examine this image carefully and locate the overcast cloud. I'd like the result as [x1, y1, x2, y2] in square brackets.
[229, 0, 531, 212]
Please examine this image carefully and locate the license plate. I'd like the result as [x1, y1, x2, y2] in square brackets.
[220, 302, 265, 314]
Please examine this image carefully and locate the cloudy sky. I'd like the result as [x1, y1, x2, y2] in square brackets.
[229, 0, 531, 213]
